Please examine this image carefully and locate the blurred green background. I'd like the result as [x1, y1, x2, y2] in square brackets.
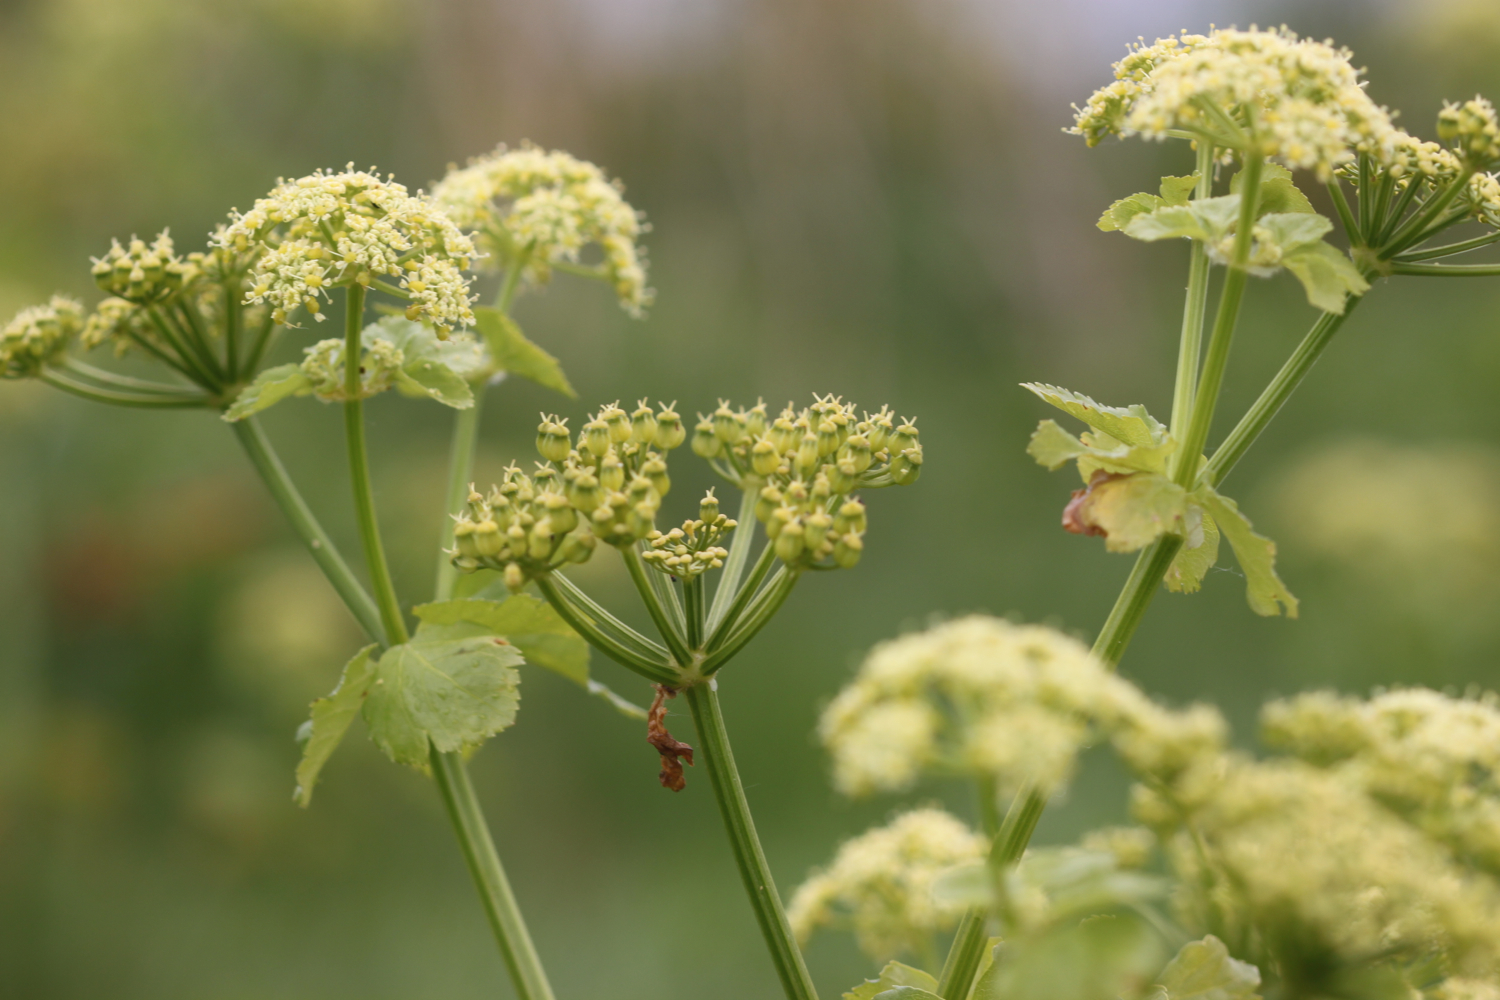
[3, 0, 1499, 996]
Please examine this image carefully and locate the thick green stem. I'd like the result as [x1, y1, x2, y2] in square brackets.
[550, 572, 672, 661]
[534, 576, 679, 684]
[684, 575, 706, 649]
[701, 568, 798, 675]
[1168, 144, 1216, 440]
[430, 746, 557, 1000]
[1388, 261, 1500, 277]
[620, 547, 693, 667]
[936, 910, 988, 999]
[1091, 536, 1185, 668]
[707, 488, 760, 634]
[434, 392, 485, 601]
[684, 682, 818, 1000]
[1203, 301, 1360, 487]
[1393, 230, 1500, 262]
[706, 541, 778, 651]
[1171, 155, 1261, 486]
[342, 284, 409, 646]
[230, 417, 386, 644]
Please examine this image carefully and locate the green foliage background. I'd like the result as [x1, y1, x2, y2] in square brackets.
[2, 0, 1499, 996]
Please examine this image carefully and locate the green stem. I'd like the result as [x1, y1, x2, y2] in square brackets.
[230, 417, 387, 645]
[1373, 176, 1424, 247]
[63, 359, 202, 396]
[620, 547, 694, 667]
[1203, 301, 1360, 487]
[496, 243, 534, 312]
[549, 572, 671, 661]
[1326, 179, 1360, 243]
[434, 392, 486, 601]
[342, 284, 409, 646]
[534, 577, 678, 684]
[1379, 168, 1474, 259]
[145, 308, 219, 389]
[706, 541, 779, 651]
[701, 568, 797, 675]
[707, 488, 760, 633]
[175, 301, 226, 383]
[1171, 154, 1262, 486]
[1090, 536, 1185, 668]
[430, 746, 557, 1000]
[1169, 142, 1216, 441]
[39, 369, 211, 409]
[1393, 230, 1500, 262]
[224, 281, 241, 381]
[936, 910, 988, 1000]
[684, 575, 705, 649]
[244, 311, 277, 374]
[1357, 154, 1373, 237]
[1388, 261, 1500, 277]
[684, 682, 818, 1000]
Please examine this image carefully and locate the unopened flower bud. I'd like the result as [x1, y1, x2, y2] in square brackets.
[541, 492, 577, 535]
[825, 460, 858, 494]
[756, 486, 783, 523]
[654, 403, 686, 450]
[559, 530, 596, 565]
[454, 520, 481, 560]
[795, 433, 820, 476]
[503, 563, 526, 592]
[567, 472, 603, 513]
[599, 449, 626, 492]
[700, 490, 720, 524]
[601, 402, 632, 444]
[769, 415, 800, 455]
[474, 519, 504, 558]
[838, 435, 873, 474]
[751, 437, 780, 476]
[641, 455, 671, 497]
[816, 419, 840, 458]
[583, 418, 612, 458]
[834, 499, 867, 535]
[803, 511, 832, 550]
[692, 418, 723, 458]
[744, 400, 769, 439]
[833, 531, 863, 568]
[766, 506, 795, 540]
[528, 523, 554, 560]
[866, 411, 894, 453]
[775, 522, 806, 561]
[536, 415, 572, 463]
[630, 399, 658, 445]
[891, 443, 923, 485]
[713, 400, 746, 444]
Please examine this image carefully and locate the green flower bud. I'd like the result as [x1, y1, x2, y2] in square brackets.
[466, 486, 488, 521]
[750, 437, 780, 477]
[692, 418, 723, 458]
[532, 466, 560, 491]
[810, 473, 832, 505]
[541, 492, 577, 535]
[566, 471, 603, 514]
[833, 531, 863, 568]
[744, 400, 769, 439]
[795, 433, 820, 477]
[700, 489, 720, 524]
[825, 459, 858, 495]
[503, 563, 526, 593]
[803, 510, 832, 551]
[891, 443, 923, 485]
[775, 522, 806, 561]
[766, 506, 795, 540]
[454, 520, 481, 560]
[838, 434, 873, 474]
[893, 420, 920, 454]
[783, 480, 810, 510]
[558, 530, 596, 565]
[490, 493, 516, 530]
[654, 403, 686, 450]
[756, 486, 783, 523]
[583, 418, 612, 458]
[628, 501, 657, 539]
[601, 402, 632, 444]
[866, 409, 894, 452]
[713, 400, 746, 445]
[641, 455, 671, 498]
[834, 499, 867, 535]
[536, 415, 572, 463]
[630, 399, 659, 446]
[527, 523, 554, 560]
[599, 449, 626, 492]
[816, 419, 840, 458]
[474, 519, 504, 558]
[768, 415, 800, 455]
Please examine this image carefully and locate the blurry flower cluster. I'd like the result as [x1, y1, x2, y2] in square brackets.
[1071, 27, 1395, 179]
[90, 232, 193, 305]
[1, 296, 83, 378]
[430, 143, 652, 315]
[786, 808, 986, 961]
[218, 165, 480, 333]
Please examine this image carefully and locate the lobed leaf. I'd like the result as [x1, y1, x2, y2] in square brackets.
[1257, 212, 1333, 253]
[473, 307, 576, 398]
[1021, 384, 1168, 450]
[1196, 487, 1298, 618]
[1158, 173, 1200, 206]
[1098, 175, 1200, 232]
[413, 595, 590, 686]
[363, 626, 523, 768]
[222, 363, 312, 422]
[1164, 508, 1220, 594]
[1077, 473, 1189, 553]
[293, 644, 379, 807]
[872, 989, 942, 1000]
[844, 961, 938, 1000]
[1150, 935, 1261, 1000]
[395, 361, 474, 409]
[1230, 162, 1315, 217]
[1281, 241, 1369, 314]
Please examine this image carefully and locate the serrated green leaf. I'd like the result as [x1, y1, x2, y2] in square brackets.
[1196, 487, 1298, 617]
[1075, 430, 1177, 479]
[294, 644, 378, 807]
[1098, 192, 1166, 232]
[844, 961, 938, 1000]
[473, 306, 575, 398]
[222, 363, 312, 422]
[1124, 205, 1213, 242]
[973, 914, 1165, 1000]
[1021, 384, 1168, 450]
[872, 989, 942, 1000]
[1164, 508, 1220, 594]
[1028, 419, 1089, 469]
[1281, 241, 1369, 314]
[1231, 162, 1315, 217]
[1153, 935, 1261, 1000]
[1077, 473, 1188, 553]
[395, 361, 474, 409]
[1258, 212, 1333, 252]
[414, 595, 589, 686]
[1159, 173, 1200, 206]
[362, 630, 523, 767]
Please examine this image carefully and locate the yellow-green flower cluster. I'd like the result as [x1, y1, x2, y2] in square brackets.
[430, 143, 652, 315]
[819, 616, 1225, 798]
[90, 231, 193, 305]
[1071, 27, 1396, 179]
[449, 465, 600, 593]
[641, 488, 736, 578]
[1263, 688, 1500, 874]
[218, 165, 480, 333]
[1438, 96, 1500, 170]
[696, 396, 920, 569]
[1, 296, 84, 378]
[297, 337, 406, 401]
[786, 808, 986, 961]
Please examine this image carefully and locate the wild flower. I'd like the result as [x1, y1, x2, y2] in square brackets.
[1, 296, 84, 378]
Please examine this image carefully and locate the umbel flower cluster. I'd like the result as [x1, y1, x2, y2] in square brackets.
[218, 165, 481, 333]
[448, 396, 922, 590]
[0, 296, 84, 378]
[430, 143, 653, 315]
[798, 615, 1500, 996]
